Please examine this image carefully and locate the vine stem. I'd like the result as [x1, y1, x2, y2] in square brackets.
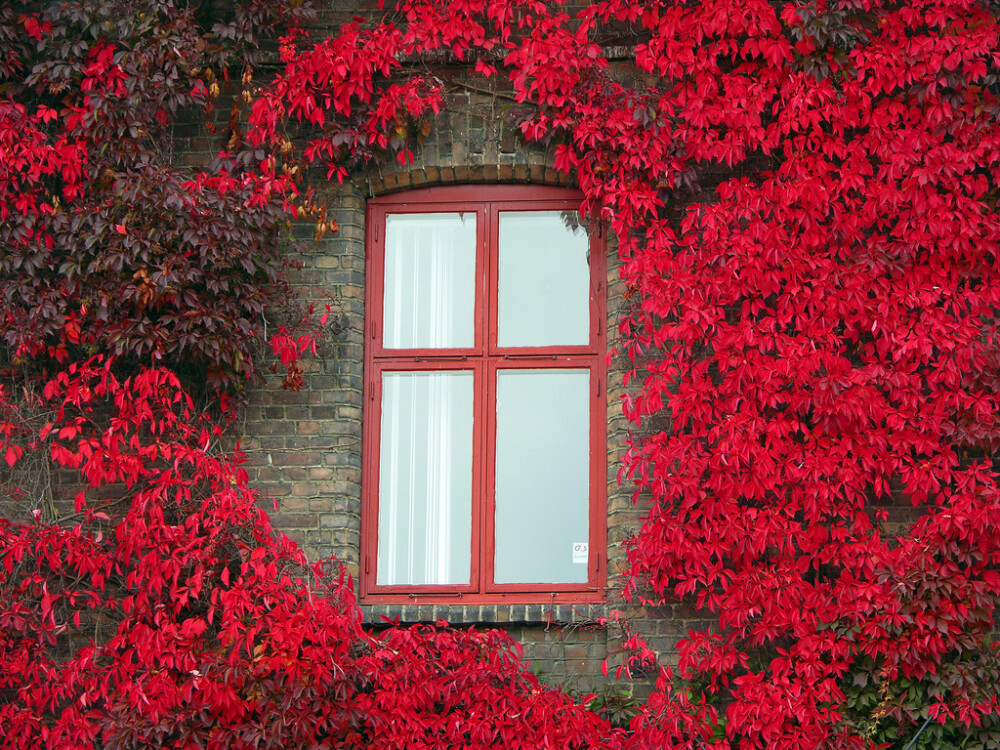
[902, 715, 933, 750]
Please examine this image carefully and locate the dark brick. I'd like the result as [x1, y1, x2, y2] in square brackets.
[271, 452, 322, 466]
[269, 513, 318, 528]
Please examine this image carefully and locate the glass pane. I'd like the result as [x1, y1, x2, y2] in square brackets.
[378, 371, 474, 586]
[384, 213, 476, 349]
[498, 211, 590, 347]
[494, 369, 590, 584]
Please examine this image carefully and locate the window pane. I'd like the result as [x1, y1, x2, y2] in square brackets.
[378, 371, 474, 586]
[384, 213, 476, 349]
[494, 369, 590, 584]
[498, 211, 590, 347]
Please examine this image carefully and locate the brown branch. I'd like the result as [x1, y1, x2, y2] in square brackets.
[447, 80, 525, 105]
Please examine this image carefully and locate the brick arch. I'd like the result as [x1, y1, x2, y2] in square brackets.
[363, 91, 575, 195]
[366, 161, 575, 196]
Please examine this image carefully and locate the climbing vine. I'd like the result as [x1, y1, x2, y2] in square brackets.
[2, 0, 1000, 748]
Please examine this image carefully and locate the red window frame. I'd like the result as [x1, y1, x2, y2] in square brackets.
[361, 185, 606, 604]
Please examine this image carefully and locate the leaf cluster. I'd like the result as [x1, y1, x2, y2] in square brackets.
[0, 0, 312, 391]
[0, 360, 622, 749]
[3, 0, 1000, 748]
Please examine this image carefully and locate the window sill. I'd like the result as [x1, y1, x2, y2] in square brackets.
[360, 598, 608, 626]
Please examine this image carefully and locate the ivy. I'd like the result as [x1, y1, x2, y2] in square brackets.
[0, 0, 312, 390]
[2, 0, 1000, 748]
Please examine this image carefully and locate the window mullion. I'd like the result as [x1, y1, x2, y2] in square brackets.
[479, 205, 498, 593]
[479, 359, 495, 594]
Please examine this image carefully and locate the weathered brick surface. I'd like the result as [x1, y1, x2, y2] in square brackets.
[239, 179, 368, 573]
[509, 624, 610, 693]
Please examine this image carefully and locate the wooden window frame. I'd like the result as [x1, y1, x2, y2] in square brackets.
[361, 185, 606, 604]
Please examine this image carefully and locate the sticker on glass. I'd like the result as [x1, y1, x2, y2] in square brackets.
[572, 542, 588, 564]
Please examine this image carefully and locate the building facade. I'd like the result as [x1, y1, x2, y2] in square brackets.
[204, 76, 698, 691]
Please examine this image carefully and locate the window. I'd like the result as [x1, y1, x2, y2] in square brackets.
[362, 185, 605, 603]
